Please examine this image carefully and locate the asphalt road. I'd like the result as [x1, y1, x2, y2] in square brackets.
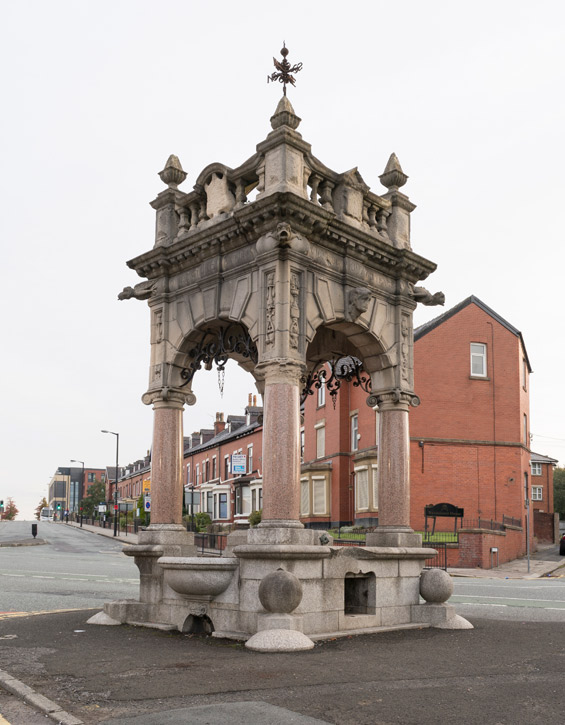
[452, 578, 565, 622]
[1, 610, 565, 725]
[0, 521, 139, 615]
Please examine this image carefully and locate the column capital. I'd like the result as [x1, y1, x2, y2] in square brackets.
[255, 358, 306, 386]
[142, 387, 196, 409]
[367, 388, 420, 412]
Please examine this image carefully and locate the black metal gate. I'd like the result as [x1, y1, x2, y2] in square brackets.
[422, 541, 447, 570]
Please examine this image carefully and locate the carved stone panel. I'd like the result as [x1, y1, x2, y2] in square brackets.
[205, 172, 235, 218]
[265, 271, 276, 348]
[289, 271, 300, 350]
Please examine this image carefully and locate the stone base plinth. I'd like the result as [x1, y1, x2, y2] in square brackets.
[94, 539, 472, 644]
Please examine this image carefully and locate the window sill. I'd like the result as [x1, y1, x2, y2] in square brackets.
[469, 376, 490, 381]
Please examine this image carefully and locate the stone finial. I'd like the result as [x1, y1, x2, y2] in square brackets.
[379, 152, 408, 191]
[158, 154, 187, 189]
[270, 95, 301, 131]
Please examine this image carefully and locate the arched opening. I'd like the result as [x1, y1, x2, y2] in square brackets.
[181, 613, 214, 635]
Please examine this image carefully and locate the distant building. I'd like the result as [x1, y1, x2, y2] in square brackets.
[48, 466, 106, 517]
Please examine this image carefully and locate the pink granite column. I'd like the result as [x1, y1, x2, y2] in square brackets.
[367, 391, 421, 547]
[260, 362, 303, 528]
[378, 398, 411, 528]
[143, 392, 187, 528]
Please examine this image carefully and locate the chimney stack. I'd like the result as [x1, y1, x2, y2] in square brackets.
[214, 411, 226, 436]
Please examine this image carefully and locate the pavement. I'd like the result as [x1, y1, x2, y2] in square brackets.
[1, 523, 565, 724]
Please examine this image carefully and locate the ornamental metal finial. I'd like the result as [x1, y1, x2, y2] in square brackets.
[267, 42, 303, 96]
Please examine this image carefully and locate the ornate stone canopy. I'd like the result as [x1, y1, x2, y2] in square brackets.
[123, 96, 438, 410]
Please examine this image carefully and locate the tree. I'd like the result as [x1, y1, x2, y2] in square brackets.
[35, 497, 48, 521]
[79, 480, 106, 517]
[3, 497, 19, 521]
[554, 467, 565, 519]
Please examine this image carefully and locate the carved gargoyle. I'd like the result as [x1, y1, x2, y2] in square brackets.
[412, 286, 445, 307]
[118, 280, 156, 301]
[256, 222, 309, 255]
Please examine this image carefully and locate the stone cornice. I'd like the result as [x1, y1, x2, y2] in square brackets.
[127, 192, 436, 284]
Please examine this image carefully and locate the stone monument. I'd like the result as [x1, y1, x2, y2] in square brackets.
[91, 47, 471, 648]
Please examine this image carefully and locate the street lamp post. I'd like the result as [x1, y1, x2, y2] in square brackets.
[102, 430, 119, 537]
[70, 459, 84, 527]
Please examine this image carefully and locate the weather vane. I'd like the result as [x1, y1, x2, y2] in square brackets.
[267, 42, 303, 96]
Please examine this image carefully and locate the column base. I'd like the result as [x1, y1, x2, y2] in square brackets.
[247, 527, 321, 546]
[259, 519, 304, 529]
[366, 527, 422, 548]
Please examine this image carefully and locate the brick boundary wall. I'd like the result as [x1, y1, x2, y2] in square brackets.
[533, 510, 558, 543]
[438, 526, 525, 568]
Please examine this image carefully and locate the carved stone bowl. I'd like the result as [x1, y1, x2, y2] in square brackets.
[159, 557, 238, 598]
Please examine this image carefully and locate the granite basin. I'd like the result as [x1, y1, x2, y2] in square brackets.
[159, 556, 238, 598]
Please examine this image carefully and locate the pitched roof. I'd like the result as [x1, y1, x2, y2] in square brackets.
[414, 295, 532, 373]
[530, 451, 558, 465]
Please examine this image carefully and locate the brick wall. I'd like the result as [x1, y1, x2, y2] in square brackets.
[533, 510, 558, 543]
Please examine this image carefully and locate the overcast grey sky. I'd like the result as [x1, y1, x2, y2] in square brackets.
[1, 0, 564, 519]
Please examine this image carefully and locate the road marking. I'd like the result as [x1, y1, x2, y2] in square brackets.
[0, 572, 137, 583]
[452, 594, 565, 604]
[0, 714, 11, 724]
[0, 608, 97, 621]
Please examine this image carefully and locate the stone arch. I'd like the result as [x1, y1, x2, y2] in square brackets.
[305, 322, 396, 395]
[171, 318, 261, 393]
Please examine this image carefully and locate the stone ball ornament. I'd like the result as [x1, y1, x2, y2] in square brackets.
[258, 568, 303, 614]
[419, 569, 454, 603]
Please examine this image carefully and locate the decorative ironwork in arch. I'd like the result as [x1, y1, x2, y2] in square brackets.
[179, 323, 258, 396]
[301, 356, 371, 409]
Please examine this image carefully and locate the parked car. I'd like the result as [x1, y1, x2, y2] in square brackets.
[560, 534, 565, 556]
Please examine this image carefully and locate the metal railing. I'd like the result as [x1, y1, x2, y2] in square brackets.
[502, 515, 522, 528]
[461, 517, 506, 532]
[421, 530, 459, 544]
[194, 533, 228, 556]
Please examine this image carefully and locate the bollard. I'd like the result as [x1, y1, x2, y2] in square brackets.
[31, 523, 37, 539]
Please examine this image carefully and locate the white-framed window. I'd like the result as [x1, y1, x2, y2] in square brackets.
[317, 379, 326, 407]
[247, 445, 253, 474]
[532, 486, 543, 501]
[195, 463, 200, 485]
[355, 467, 369, 511]
[354, 462, 378, 513]
[213, 492, 229, 519]
[235, 486, 251, 515]
[300, 428, 305, 463]
[312, 476, 327, 515]
[223, 456, 230, 481]
[300, 478, 309, 515]
[372, 466, 378, 509]
[470, 343, 487, 377]
[250, 480, 263, 512]
[351, 413, 359, 452]
[186, 463, 191, 484]
[212, 456, 217, 480]
[523, 358, 528, 390]
[315, 422, 325, 459]
[531, 462, 542, 476]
